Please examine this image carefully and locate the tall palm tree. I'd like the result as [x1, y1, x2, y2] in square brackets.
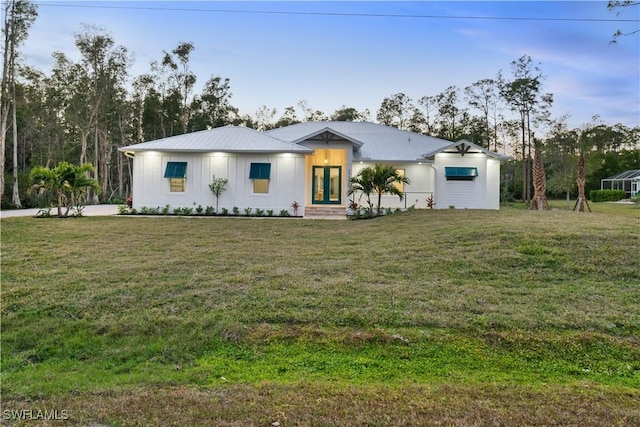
[573, 152, 591, 212]
[530, 141, 549, 210]
[349, 164, 410, 216]
[30, 161, 100, 217]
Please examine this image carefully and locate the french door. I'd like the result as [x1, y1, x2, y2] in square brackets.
[312, 166, 341, 204]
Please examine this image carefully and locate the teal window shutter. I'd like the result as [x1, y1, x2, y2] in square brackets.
[164, 162, 187, 178]
[249, 163, 271, 180]
[444, 167, 478, 177]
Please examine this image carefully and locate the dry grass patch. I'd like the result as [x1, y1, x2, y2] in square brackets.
[3, 383, 638, 426]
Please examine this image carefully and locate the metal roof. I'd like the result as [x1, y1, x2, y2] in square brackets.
[266, 121, 454, 161]
[603, 169, 640, 180]
[119, 126, 313, 153]
[119, 122, 508, 161]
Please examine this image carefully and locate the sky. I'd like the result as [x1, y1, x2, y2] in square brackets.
[20, 1, 640, 131]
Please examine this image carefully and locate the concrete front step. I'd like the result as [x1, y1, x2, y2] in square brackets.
[304, 206, 347, 219]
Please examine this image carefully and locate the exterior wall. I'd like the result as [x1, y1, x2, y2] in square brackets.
[131, 152, 307, 215]
[351, 162, 435, 209]
[433, 153, 500, 210]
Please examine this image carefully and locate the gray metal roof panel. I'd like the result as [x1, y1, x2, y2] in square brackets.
[119, 126, 313, 153]
[267, 121, 454, 161]
[604, 169, 640, 180]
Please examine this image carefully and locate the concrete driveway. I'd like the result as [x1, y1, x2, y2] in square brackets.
[0, 204, 120, 218]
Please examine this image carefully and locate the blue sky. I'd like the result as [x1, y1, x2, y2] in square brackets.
[24, 1, 640, 130]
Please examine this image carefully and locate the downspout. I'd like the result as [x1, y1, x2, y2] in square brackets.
[429, 163, 437, 209]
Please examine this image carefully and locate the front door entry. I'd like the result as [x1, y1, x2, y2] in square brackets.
[312, 166, 341, 204]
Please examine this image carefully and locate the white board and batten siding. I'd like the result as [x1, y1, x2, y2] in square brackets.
[351, 162, 436, 209]
[433, 153, 501, 210]
[131, 152, 307, 214]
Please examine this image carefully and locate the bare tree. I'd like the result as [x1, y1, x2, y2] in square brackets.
[465, 78, 503, 150]
[376, 93, 415, 130]
[500, 55, 553, 203]
[162, 42, 196, 132]
[607, 1, 640, 43]
[1, 0, 37, 207]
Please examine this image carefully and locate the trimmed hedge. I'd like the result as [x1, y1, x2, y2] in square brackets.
[589, 189, 627, 202]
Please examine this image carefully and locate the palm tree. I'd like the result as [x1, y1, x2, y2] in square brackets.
[530, 141, 550, 211]
[349, 164, 410, 216]
[30, 162, 100, 217]
[348, 166, 375, 215]
[573, 152, 591, 212]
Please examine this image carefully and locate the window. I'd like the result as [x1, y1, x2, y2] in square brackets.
[164, 162, 187, 192]
[170, 178, 185, 192]
[253, 179, 269, 193]
[445, 167, 478, 181]
[392, 169, 406, 192]
[249, 162, 271, 193]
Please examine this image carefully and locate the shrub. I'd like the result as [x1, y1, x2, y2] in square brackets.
[266, 209, 274, 216]
[291, 201, 300, 216]
[195, 205, 204, 215]
[221, 207, 229, 215]
[426, 194, 435, 209]
[232, 207, 240, 215]
[205, 206, 215, 216]
[244, 207, 252, 216]
[36, 207, 52, 218]
[140, 206, 161, 215]
[162, 204, 171, 215]
[254, 208, 265, 216]
[279, 209, 290, 217]
[589, 189, 627, 202]
[174, 207, 193, 216]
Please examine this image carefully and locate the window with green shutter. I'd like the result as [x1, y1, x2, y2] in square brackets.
[249, 163, 271, 193]
[165, 162, 187, 192]
[445, 167, 478, 181]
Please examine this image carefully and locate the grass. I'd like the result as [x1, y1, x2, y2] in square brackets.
[1, 202, 639, 426]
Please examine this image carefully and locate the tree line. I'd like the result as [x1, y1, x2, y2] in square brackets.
[2, 0, 638, 208]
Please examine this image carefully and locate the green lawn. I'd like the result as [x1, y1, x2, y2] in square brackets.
[1, 203, 639, 426]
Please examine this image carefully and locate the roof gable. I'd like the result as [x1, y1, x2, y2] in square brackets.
[425, 139, 511, 160]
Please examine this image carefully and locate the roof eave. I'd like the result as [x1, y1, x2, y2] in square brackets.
[118, 147, 313, 154]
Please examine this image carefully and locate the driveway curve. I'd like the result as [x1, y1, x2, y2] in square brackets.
[0, 204, 120, 218]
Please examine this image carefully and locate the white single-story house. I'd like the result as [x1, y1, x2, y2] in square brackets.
[119, 121, 509, 217]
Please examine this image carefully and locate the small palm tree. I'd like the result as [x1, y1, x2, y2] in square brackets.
[348, 166, 376, 215]
[30, 162, 100, 217]
[349, 164, 409, 216]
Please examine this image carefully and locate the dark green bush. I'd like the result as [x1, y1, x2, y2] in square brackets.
[589, 189, 627, 202]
